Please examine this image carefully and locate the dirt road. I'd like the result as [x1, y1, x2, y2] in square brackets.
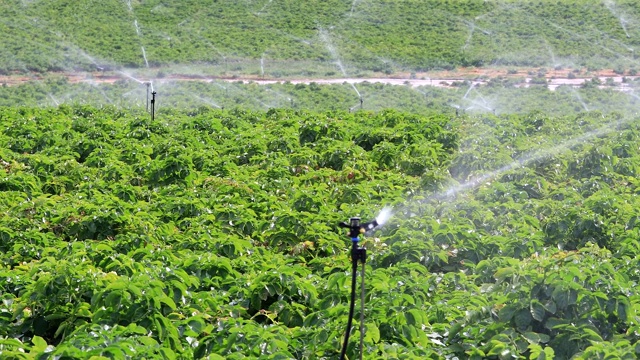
[1, 67, 637, 92]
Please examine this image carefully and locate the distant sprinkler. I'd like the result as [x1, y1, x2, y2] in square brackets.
[151, 91, 156, 121]
[359, 96, 363, 109]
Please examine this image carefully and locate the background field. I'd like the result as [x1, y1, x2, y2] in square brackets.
[2, 0, 640, 76]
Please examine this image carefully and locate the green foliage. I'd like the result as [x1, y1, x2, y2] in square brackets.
[2, 104, 640, 358]
[1, 1, 639, 74]
[0, 106, 455, 358]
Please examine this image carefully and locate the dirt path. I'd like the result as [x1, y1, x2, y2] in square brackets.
[0, 67, 636, 92]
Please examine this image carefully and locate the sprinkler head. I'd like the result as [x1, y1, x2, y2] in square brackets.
[339, 216, 378, 239]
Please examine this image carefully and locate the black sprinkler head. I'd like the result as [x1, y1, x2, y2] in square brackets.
[339, 217, 379, 239]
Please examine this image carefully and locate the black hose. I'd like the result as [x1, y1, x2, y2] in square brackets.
[339, 243, 359, 360]
[359, 259, 365, 360]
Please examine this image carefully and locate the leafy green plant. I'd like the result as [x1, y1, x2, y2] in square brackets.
[3, 104, 640, 359]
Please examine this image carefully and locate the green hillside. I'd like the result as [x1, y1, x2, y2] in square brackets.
[2, 0, 640, 75]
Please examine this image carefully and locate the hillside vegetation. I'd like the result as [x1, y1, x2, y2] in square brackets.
[2, 106, 640, 358]
[1, 0, 640, 75]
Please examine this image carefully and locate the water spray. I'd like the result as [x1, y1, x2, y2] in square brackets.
[193, 94, 221, 109]
[145, 82, 151, 112]
[48, 93, 60, 107]
[141, 46, 149, 68]
[318, 27, 363, 102]
[337, 207, 392, 360]
[260, 54, 265, 78]
[117, 71, 145, 85]
[349, 0, 360, 17]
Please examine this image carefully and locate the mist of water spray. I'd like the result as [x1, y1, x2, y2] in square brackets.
[77, 50, 101, 68]
[265, 87, 295, 108]
[118, 71, 145, 84]
[260, 55, 265, 77]
[375, 206, 394, 227]
[570, 88, 590, 111]
[463, 21, 475, 50]
[318, 27, 362, 101]
[256, 0, 273, 15]
[318, 28, 348, 76]
[87, 80, 114, 104]
[193, 94, 221, 108]
[416, 115, 630, 209]
[141, 46, 149, 68]
[467, 98, 494, 112]
[217, 80, 271, 108]
[350, 83, 362, 98]
[48, 93, 60, 106]
[349, 0, 360, 17]
[460, 83, 495, 113]
[463, 83, 475, 99]
[604, 0, 632, 38]
[126, 1, 149, 68]
[545, 20, 635, 63]
[628, 92, 640, 102]
[543, 39, 560, 68]
[619, 16, 630, 38]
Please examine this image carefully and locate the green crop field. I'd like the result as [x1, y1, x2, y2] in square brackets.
[3, 0, 640, 359]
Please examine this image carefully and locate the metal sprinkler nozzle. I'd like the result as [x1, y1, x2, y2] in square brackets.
[339, 216, 379, 239]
